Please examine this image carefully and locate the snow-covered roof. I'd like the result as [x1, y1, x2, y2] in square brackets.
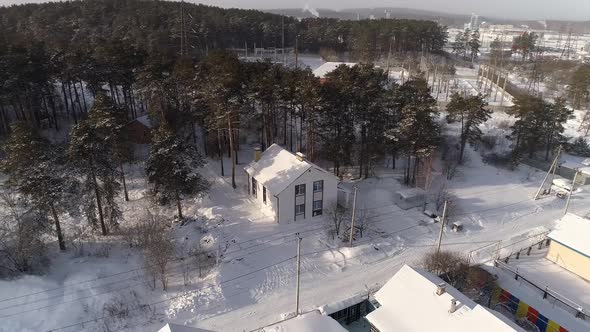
[157, 323, 214, 332]
[244, 144, 334, 195]
[366, 265, 524, 332]
[133, 115, 153, 128]
[548, 213, 590, 258]
[559, 161, 590, 175]
[263, 311, 347, 332]
[312, 62, 357, 78]
[582, 158, 590, 166]
[396, 188, 426, 199]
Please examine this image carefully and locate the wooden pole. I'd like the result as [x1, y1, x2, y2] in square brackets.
[349, 186, 358, 247]
[564, 171, 579, 215]
[295, 233, 302, 316]
[436, 200, 448, 255]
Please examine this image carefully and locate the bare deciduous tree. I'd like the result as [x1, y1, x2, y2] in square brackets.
[326, 203, 348, 239]
[0, 191, 49, 277]
[421, 250, 469, 288]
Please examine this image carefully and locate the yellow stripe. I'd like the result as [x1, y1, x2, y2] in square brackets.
[516, 302, 529, 318]
[546, 320, 561, 332]
[491, 287, 501, 304]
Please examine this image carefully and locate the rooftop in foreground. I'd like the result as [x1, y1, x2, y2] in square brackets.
[366, 265, 523, 332]
[488, 247, 590, 332]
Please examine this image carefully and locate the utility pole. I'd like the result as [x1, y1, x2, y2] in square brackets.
[295, 233, 302, 316]
[349, 185, 358, 247]
[534, 145, 562, 200]
[435, 200, 448, 255]
[564, 171, 579, 215]
[295, 35, 299, 69]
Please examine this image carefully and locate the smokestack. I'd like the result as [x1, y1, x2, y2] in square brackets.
[436, 283, 446, 296]
[295, 152, 306, 162]
[449, 299, 458, 313]
[254, 146, 261, 162]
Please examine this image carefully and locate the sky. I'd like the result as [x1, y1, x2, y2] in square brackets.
[0, 0, 588, 21]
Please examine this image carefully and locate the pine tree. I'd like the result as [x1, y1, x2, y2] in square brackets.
[452, 32, 465, 58]
[197, 51, 244, 189]
[146, 123, 210, 219]
[1, 122, 79, 250]
[469, 31, 481, 61]
[446, 93, 492, 164]
[567, 64, 590, 109]
[391, 78, 440, 185]
[542, 97, 572, 160]
[509, 95, 571, 160]
[68, 94, 122, 235]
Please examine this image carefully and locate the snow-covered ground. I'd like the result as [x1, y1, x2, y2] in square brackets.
[1, 138, 589, 332]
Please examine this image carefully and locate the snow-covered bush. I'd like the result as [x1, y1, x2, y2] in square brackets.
[566, 137, 590, 157]
[0, 192, 49, 278]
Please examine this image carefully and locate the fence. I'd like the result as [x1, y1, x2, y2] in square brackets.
[494, 260, 588, 321]
[468, 230, 549, 265]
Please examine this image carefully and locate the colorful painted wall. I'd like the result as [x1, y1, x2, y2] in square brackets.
[491, 287, 569, 332]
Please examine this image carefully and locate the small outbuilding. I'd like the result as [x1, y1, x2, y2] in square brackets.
[245, 144, 338, 223]
[393, 188, 426, 210]
[557, 161, 590, 185]
[127, 115, 153, 144]
[546, 213, 590, 281]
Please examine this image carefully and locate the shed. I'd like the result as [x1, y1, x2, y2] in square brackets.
[546, 213, 590, 280]
[337, 182, 354, 209]
[127, 115, 153, 144]
[557, 161, 590, 185]
[393, 188, 426, 210]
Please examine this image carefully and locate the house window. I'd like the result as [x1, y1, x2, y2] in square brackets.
[263, 186, 267, 204]
[295, 184, 306, 220]
[313, 200, 323, 216]
[313, 180, 323, 216]
[295, 203, 305, 215]
[252, 177, 257, 198]
[295, 184, 306, 196]
[313, 180, 323, 192]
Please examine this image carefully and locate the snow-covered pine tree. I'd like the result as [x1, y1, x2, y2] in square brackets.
[68, 93, 123, 235]
[1, 122, 79, 250]
[446, 93, 492, 164]
[146, 122, 210, 220]
[391, 78, 440, 185]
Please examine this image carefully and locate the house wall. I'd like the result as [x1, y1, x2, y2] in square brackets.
[546, 241, 590, 281]
[127, 121, 151, 144]
[558, 166, 590, 185]
[247, 173, 278, 220]
[276, 167, 338, 224]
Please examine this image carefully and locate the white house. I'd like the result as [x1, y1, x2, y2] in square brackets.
[244, 144, 338, 224]
[366, 265, 524, 332]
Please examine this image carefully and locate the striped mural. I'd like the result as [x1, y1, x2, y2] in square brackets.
[491, 287, 569, 332]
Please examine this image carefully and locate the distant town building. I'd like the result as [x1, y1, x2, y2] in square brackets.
[245, 144, 338, 223]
